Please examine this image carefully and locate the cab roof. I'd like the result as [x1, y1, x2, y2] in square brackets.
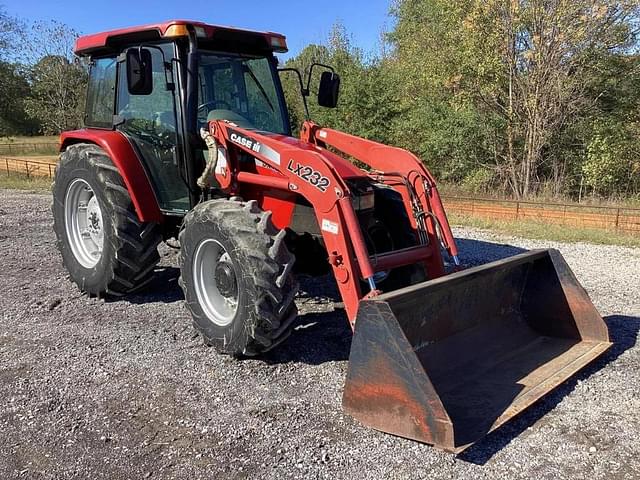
[75, 20, 288, 56]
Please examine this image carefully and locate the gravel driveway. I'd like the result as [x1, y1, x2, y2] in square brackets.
[0, 189, 638, 479]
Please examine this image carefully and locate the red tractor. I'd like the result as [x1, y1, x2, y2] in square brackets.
[53, 20, 611, 452]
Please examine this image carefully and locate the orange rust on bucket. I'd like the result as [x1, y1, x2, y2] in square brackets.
[343, 355, 454, 449]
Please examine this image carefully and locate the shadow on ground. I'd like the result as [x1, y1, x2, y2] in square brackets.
[264, 273, 351, 365]
[264, 310, 352, 365]
[114, 238, 528, 306]
[125, 266, 184, 304]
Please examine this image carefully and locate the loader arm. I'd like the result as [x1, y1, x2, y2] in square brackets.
[210, 120, 383, 323]
[301, 121, 460, 268]
[209, 118, 466, 320]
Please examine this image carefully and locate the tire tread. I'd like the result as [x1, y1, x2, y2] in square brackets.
[52, 143, 162, 296]
[178, 199, 298, 356]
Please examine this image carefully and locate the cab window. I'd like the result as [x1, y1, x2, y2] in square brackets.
[197, 53, 288, 134]
[85, 57, 117, 128]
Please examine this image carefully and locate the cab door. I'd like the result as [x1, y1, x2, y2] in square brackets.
[116, 44, 190, 212]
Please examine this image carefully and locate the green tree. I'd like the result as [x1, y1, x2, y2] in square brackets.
[0, 61, 35, 135]
[282, 22, 401, 145]
[24, 54, 87, 133]
[390, 0, 640, 198]
[388, 0, 499, 184]
[21, 20, 87, 134]
[0, 6, 33, 135]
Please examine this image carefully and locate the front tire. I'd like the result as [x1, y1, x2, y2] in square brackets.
[178, 199, 298, 356]
[52, 143, 162, 296]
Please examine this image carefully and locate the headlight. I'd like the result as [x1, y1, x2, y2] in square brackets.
[351, 192, 375, 211]
[347, 179, 375, 211]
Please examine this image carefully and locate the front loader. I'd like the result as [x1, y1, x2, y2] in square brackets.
[52, 20, 610, 452]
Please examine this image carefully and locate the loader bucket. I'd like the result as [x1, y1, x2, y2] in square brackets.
[343, 249, 611, 453]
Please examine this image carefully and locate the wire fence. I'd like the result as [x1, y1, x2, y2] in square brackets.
[1, 157, 638, 235]
[1, 156, 58, 178]
[0, 143, 59, 155]
[444, 195, 640, 235]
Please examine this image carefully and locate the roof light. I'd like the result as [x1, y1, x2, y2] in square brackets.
[270, 36, 288, 53]
[163, 24, 189, 38]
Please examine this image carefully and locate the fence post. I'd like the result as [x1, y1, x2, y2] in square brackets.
[5, 158, 8, 176]
[615, 208, 620, 231]
[515, 201, 520, 220]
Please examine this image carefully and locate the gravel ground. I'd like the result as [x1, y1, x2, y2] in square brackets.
[0, 189, 638, 480]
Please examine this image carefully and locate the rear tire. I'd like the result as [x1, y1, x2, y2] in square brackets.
[52, 143, 162, 296]
[178, 199, 298, 356]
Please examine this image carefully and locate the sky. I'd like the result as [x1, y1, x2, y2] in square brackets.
[2, 0, 394, 59]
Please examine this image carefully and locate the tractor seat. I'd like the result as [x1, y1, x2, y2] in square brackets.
[207, 109, 255, 130]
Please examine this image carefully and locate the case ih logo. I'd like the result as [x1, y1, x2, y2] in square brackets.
[230, 132, 261, 153]
[228, 129, 281, 165]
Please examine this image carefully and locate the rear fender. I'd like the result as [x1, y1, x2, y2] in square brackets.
[60, 129, 163, 223]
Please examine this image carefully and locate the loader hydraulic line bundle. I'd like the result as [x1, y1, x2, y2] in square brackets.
[51, 20, 611, 452]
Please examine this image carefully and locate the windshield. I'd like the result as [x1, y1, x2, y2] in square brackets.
[197, 52, 289, 134]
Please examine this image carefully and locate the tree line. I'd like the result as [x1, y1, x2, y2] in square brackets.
[2, 2, 639, 200]
[0, 6, 85, 136]
[282, 1, 640, 200]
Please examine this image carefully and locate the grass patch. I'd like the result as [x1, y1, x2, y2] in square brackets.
[450, 213, 640, 248]
[0, 173, 52, 193]
[439, 183, 640, 209]
[0, 136, 59, 156]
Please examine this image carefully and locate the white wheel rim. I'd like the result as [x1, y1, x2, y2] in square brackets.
[64, 178, 104, 268]
[192, 239, 239, 326]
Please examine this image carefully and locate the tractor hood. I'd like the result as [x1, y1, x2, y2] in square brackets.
[258, 131, 367, 180]
[218, 123, 368, 181]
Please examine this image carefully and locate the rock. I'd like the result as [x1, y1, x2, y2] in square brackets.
[47, 298, 62, 310]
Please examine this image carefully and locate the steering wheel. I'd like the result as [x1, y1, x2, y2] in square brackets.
[131, 123, 173, 150]
[198, 100, 232, 122]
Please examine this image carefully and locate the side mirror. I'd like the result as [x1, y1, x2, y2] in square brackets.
[126, 48, 153, 95]
[317, 71, 340, 108]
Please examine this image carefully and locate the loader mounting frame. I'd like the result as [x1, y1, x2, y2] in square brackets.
[208, 119, 459, 324]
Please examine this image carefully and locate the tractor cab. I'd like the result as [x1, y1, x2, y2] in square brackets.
[75, 20, 337, 215]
